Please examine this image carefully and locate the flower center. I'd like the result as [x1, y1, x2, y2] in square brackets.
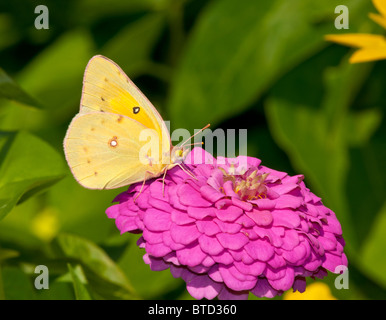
[220, 166, 269, 201]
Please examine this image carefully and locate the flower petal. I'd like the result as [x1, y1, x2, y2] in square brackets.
[186, 275, 222, 300]
[178, 184, 212, 207]
[245, 239, 274, 262]
[170, 223, 200, 245]
[143, 208, 171, 231]
[216, 232, 249, 250]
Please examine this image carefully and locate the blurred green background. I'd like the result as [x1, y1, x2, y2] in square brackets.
[0, 0, 385, 300]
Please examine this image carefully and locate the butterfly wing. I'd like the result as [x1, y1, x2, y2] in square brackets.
[80, 55, 171, 158]
[64, 112, 166, 189]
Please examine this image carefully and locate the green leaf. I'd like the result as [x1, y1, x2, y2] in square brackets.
[0, 30, 94, 132]
[360, 202, 386, 289]
[73, 0, 169, 26]
[68, 263, 92, 300]
[0, 248, 19, 262]
[102, 13, 166, 77]
[1, 266, 37, 300]
[118, 234, 183, 299]
[52, 233, 137, 299]
[265, 54, 373, 250]
[168, 0, 369, 130]
[0, 131, 66, 221]
[0, 68, 40, 108]
[16, 30, 94, 112]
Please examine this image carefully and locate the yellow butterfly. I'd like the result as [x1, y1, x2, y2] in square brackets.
[64, 55, 202, 190]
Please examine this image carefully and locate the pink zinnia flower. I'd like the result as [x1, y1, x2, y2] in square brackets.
[106, 148, 347, 299]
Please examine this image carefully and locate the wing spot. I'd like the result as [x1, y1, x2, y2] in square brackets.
[94, 171, 98, 176]
[117, 116, 123, 123]
[101, 97, 105, 101]
[133, 106, 140, 114]
[83, 147, 88, 153]
[91, 127, 95, 131]
[87, 159, 91, 164]
[109, 136, 118, 148]
[104, 77, 109, 82]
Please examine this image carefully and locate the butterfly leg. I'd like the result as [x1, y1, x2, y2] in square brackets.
[176, 162, 197, 180]
[133, 171, 153, 202]
[161, 167, 168, 197]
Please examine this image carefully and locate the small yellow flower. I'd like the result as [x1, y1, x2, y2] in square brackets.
[31, 207, 60, 241]
[325, 0, 386, 63]
[283, 282, 337, 300]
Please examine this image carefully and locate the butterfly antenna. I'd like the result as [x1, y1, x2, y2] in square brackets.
[180, 124, 210, 147]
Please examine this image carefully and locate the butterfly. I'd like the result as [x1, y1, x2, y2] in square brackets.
[64, 55, 206, 191]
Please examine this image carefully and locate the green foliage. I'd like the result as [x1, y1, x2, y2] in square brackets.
[0, 0, 385, 300]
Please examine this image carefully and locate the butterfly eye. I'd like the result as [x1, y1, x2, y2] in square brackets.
[133, 106, 140, 114]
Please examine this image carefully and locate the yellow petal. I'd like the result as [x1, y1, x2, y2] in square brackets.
[283, 282, 337, 300]
[372, 0, 386, 19]
[349, 46, 386, 63]
[369, 12, 386, 29]
[324, 33, 386, 48]
[31, 207, 60, 241]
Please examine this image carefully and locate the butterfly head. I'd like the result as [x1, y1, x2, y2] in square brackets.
[170, 145, 190, 164]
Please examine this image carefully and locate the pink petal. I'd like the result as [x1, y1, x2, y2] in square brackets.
[233, 260, 266, 276]
[215, 205, 243, 222]
[208, 265, 223, 282]
[275, 194, 303, 209]
[219, 265, 257, 291]
[218, 287, 249, 300]
[145, 242, 172, 257]
[324, 215, 343, 235]
[178, 184, 212, 207]
[187, 206, 216, 219]
[198, 234, 224, 255]
[232, 197, 253, 211]
[245, 239, 274, 262]
[115, 215, 139, 233]
[143, 208, 171, 231]
[318, 232, 337, 251]
[282, 243, 308, 264]
[162, 231, 185, 250]
[246, 209, 273, 226]
[168, 185, 188, 211]
[146, 256, 170, 271]
[251, 278, 278, 298]
[106, 204, 120, 219]
[215, 219, 242, 234]
[267, 254, 286, 269]
[176, 244, 207, 267]
[171, 210, 196, 225]
[250, 198, 276, 210]
[281, 229, 300, 250]
[216, 232, 249, 250]
[170, 223, 200, 245]
[268, 267, 295, 291]
[196, 219, 221, 236]
[142, 228, 163, 244]
[212, 251, 234, 265]
[271, 209, 301, 228]
[293, 277, 306, 293]
[322, 252, 347, 272]
[186, 275, 222, 300]
[200, 185, 225, 202]
[149, 180, 170, 202]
